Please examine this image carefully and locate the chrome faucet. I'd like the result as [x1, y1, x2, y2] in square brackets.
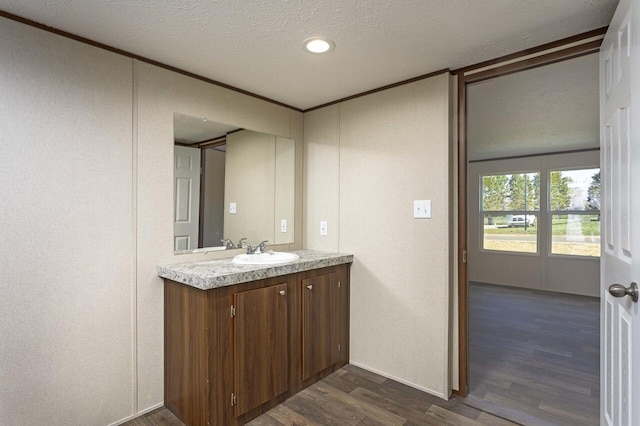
[243, 240, 269, 254]
[237, 238, 247, 249]
[256, 241, 269, 253]
[220, 239, 235, 249]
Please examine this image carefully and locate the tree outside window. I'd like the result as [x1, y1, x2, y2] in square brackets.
[481, 172, 539, 253]
[550, 169, 600, 257]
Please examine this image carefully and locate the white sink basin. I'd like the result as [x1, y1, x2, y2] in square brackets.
[192, 246, 227, 253]
[232, 252, 300, 265]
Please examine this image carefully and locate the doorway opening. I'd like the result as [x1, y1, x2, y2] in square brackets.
[456, 29, 605, 425]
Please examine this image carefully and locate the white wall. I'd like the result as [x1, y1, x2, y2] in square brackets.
[304, 74, 453, 398]
[0, 16, 303, 425]
[468, 151, 600, 297]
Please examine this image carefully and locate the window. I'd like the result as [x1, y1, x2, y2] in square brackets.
[481, 172, 540, 253]
[549, 168, 600, 257]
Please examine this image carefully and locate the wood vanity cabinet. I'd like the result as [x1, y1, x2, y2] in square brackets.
[301, 270, 348, 380]
[164, 263, 350, 426]
[233, 283, 289, 417]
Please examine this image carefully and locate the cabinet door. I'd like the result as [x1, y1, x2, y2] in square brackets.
[233, 284, 288, 417]
[336, 265, 350, 365]
[302, 272, 340, 380]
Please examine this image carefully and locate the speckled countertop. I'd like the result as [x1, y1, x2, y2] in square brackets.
[157, 250, 353, 290]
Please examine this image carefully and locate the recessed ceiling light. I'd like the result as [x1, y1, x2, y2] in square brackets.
[303, 37, 335, 54]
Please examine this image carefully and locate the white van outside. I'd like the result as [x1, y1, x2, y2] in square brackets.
[507, 215, 536, 227]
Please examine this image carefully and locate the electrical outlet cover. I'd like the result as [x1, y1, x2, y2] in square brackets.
[320, 221, 328, 235]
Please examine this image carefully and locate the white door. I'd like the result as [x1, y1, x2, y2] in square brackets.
[600, 0, 640, 424]
[174, 145, 201, 251]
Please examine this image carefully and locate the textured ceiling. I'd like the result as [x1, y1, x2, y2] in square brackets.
[174, 113, 239, 144]
[467, 53, 600, 161]
[0, 0, 618, 110]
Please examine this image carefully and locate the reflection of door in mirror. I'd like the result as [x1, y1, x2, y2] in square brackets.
[174, 146, 201, 250]
[173, 144, 226, 251]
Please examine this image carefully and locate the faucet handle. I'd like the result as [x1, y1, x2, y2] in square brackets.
[237, 238, 247, 249]
[220, 239, 234, 249]
[256, 240, 269, 254]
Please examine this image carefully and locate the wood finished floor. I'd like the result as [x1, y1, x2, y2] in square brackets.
[465, 282, 600, 426]
[126, 284, 599, 426]
[125, 364, 517, 426]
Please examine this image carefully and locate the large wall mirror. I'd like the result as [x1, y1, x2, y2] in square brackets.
[173, 113, 295, 253]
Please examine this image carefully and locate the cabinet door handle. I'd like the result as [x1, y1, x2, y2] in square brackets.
[307, 284, 313, 290]
[279, 290, 286, 296]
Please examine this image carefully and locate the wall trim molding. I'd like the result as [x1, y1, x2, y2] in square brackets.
[452, 26, 607, 75]
[0, 10, 608, 117]
[469, 147, 601, 164]
[0, 10, 303, 112]
[302, 68, 451, 112]
[131, 59, 140, 418]
[109, 402, 164, 426]
[349, 361, 447, 400]
[0, 9, 449, 114]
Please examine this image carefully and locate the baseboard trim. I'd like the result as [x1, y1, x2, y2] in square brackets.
[348, 360, 448, 400]
[109, 402, 164, 426]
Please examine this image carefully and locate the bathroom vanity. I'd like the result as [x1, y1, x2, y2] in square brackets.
[157, 250, 353, 426]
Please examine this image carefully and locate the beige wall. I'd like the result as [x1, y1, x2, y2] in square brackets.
[223, 131, 296, 246]
[0, 18, 134, 425]
[468, 151, 600, 297]
[2, 11, 454, 423]
[224, 130, 276, 243]
[304, 74, 453, 398]
[303, 105, 341, 251]
[274, 136, 296, 244]
[202, 149, 226, 247]
[0, 16, 303, 425]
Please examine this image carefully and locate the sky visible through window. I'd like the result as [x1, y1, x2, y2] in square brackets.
[553, 168, 600, 211]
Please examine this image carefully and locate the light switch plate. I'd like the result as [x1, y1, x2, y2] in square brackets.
[229, 202, 237, 214]
[280, 219, 287, 233]
[414, 200, 431, 218]
[320, 221, 328, 236]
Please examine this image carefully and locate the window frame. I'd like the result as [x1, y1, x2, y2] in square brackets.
[479, 171, 541, 256]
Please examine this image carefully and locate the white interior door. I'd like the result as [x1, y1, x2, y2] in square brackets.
[174, 145, 201, 251]
[600, 0, 640, 424]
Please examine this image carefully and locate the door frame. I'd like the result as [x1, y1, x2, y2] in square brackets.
[453, 27, 607, 396]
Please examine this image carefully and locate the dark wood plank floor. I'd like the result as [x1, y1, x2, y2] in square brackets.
[126, 365, 517, 426]
[464, 282, 600, 426]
